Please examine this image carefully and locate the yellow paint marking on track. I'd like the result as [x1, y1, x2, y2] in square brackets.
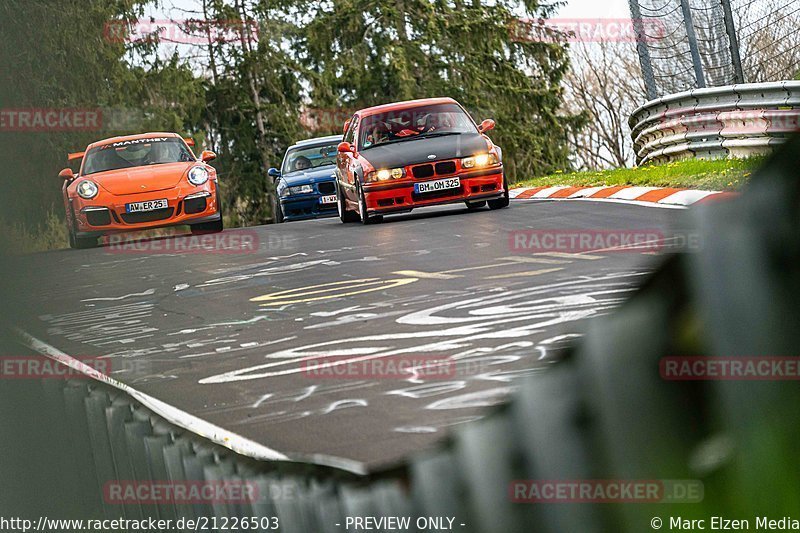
[251, 278, 418, 306]
[393, 270, 461, 280]
[442, 262, 518, 274]
[499, 256, 570, 265]
[485, 268, 564, 280]
[535, 252, 604, 260]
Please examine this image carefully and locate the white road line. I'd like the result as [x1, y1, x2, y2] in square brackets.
[535, 252, 604, 260]
[16, 329, 370, 475]
[15, 328, 289, 461]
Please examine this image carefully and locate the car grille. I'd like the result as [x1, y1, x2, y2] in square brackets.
[412, 165, 435, 179]
[317, 181, 336, 194]
[411, 159, 457, 179]
[435, 161, 456, 175]
[85, 209, 111, 226]
[184, 196, 207, 215]
[121, 207, 174, 224]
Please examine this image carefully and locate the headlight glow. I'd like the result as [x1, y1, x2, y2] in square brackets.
[284, 184, 314, 196]
[76, 180, 99, 200]
[188, 166, 209, 185]
[462, 153, 499, 169]
[366, 168, 405, 182]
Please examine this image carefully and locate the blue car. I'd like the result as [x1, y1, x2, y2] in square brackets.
[269, 135, 343, 223]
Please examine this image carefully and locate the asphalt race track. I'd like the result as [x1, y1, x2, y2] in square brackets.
[16, 200, 688, 472]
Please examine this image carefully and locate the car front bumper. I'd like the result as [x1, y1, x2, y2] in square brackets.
[279, 195, 339, 221]
[71, 180, 221, 237]
[362, 167, 505, 215]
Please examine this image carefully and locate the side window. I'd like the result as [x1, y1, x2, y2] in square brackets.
[344, 115, 358, 145]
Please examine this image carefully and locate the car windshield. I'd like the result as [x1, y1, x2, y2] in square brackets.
[282, 142, 340, 174]
[358, 103, 477, 150]
[82, 137, 195, 175]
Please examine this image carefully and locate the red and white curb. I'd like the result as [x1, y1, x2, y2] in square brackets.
[510, 186, 736, 209]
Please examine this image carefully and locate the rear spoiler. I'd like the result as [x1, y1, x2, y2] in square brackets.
[184, 138, 195, 147]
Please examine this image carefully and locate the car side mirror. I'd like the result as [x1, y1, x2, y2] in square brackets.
[337, 142, 355, 154]
[478, 119, 495, 133]
[58, 168, 74, 180]
[200, 150, 216, 162]
[268, 167, 281, 181]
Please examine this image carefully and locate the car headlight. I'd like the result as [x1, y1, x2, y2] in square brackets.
[462, 153, 499, 169]
[366, 168, 405, 182]
[284, 184, 314, 197]
[188, 166, 209, 185]
[76, 180, 99, 200]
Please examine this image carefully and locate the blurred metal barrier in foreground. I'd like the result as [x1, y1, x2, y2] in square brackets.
[4, 135, 800, 532]
[630, 80, 800, 164]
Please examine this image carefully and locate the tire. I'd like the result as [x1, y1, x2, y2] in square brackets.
[488, 175, 510, 210]
[190, 218, 224, 234]
[357, 183, 382, 225]
[466, 200, 486, 210]
[67, 207, 99, 249]
[275, 201, 285, 223]
[338, 183, 360, 223]
[191, 188, 225, 234]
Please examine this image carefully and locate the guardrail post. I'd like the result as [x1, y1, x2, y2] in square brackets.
[680, 0, 706, 89]
[628, 0, 658, 100]
[720, 0, 744, 84]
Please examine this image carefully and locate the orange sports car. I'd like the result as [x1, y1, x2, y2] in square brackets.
[59, 132, 223, 249]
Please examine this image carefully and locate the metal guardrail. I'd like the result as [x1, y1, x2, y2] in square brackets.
[5, 135, 800, 532]
[629, 81, 800, 165]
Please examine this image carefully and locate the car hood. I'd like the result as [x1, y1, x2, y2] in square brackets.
[360, 133, 489, 169]
[281, 166, 337, 187]
[89, 162, 192, 196]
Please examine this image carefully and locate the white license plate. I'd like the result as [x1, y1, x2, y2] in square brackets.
[126, 199, 168, 213]
[414, 177, 460, 194]
[319, 195, 337, 204]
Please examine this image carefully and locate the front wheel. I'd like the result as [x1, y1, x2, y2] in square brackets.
[67, 209, 99, 249]
[274, 201, 285, 223]
[358, 183, 382, 225]
[487, 176, 510, 210]
[338, 183, 360, 223]
[68, 228, 99, 249]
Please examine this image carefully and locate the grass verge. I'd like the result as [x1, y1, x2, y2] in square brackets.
[512, 157, 762, 192]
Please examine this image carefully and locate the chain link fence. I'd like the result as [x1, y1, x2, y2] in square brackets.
[629, 0, 800, 99]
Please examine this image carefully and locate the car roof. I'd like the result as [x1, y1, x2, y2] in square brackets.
[358, 97, 459, 118]
[86, 132, 183, 150]
[290, 134, 343, 149]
